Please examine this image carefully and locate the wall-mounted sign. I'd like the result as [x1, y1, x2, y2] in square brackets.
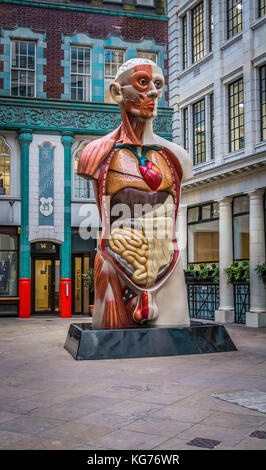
[31, 241, 59, 255]
[39, 143, 54, 226]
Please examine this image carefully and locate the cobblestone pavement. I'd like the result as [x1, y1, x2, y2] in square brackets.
[0, 316, 266, 450]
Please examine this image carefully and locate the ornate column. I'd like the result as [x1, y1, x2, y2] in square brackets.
[246, 190, 266, 327]
[215, 197, 235, 323]
[60, 134, 74, 318]
[18, 131, 33, 318]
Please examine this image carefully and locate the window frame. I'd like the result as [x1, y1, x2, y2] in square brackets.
[259, 64, 266, 142]
[228, 77, 245, 153]
[0, 228, 19, 299]
[137, 51, 157, 63]
[104, 48, 125, 103]
[70, 45, 92, 102]
[72, 141, 96, 201]
[191, 1, 205, 64]
[258, 0, 266, 17]
[10, 40, 36, 98]
[232, 195, 250, 262]
[182, 15, 188, 69]
[187, 202, 219, 265]
[193, 98, 206, 165]
[183, 107, 189, 152]
[210, 93, 215, 159]
[227, 0, 242, 39]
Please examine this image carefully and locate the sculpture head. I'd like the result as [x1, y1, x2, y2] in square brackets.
[109, 58, 164, 121]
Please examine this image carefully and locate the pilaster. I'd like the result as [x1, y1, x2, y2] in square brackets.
[60, 133, 74, 318]
[246, 189, 266, 328]
[215, 196, 235, 323]
[18, 130, 33, 318]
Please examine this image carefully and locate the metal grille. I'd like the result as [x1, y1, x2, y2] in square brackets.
[234, 283, 250, 324]
[188, 283, 219, 320]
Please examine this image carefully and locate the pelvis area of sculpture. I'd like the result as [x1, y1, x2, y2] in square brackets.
[96, 144, 182, 326]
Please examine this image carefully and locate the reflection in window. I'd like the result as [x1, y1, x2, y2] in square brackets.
[183, 15, 188, 69]
[104, 49, 124, 103]
[258, 0, 266, 17]
[74, 144, 95, 199]
[11, 40, 35, 97]
[70, 46, 91, 101]
[0, 138, 10, 195]
[229, 78, 244, 152]
[137, 51, 157, 63]
[233, 195, 249, 261]
[227, 0, 242, 39]
[0, 233, 18, 296]
[193, 98, 206, 164]
[260, 64, 266, 141]
[192, 1, 204, 63]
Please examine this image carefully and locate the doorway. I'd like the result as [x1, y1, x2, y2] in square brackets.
[72, 252, 95, 315]
[31, 242, 60, 314]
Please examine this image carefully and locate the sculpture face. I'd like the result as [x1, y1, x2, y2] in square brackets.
[112, 63, 164, 120]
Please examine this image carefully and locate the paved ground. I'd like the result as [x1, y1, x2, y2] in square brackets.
[0, 316, 266, 451]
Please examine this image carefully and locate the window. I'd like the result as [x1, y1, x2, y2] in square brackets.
[0, 231, 18, 297]
[209, 0, 214, 52]
[193, 99, 206, 164]
[192, 1, 204, 63]
[233, 195, 249, 261]
[74, 144, 95, 199]
[260, 64, 266, 141]
[258, 0, 266, 17]
[183, 15, 188, 69]
[104, 49, 124, 103]
[136, 0, 155, 6]
[187, 203, 219, 264]
[183, 107, 188, 151]
[210, 94, 215, 159]
[229, 78, 244, 152]
[70, 46, 91, 102]
[11, 41, 35, 97]
[227, 0, 242, 39]
[0, 138, 10, 195]
[137, 51, 157, 63]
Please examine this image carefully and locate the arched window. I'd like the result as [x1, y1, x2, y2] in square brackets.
[0, 137, 11, 195]
[73, 143, 95, 199]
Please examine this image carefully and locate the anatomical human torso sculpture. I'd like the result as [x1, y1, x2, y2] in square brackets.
[78, 59, 193, 329]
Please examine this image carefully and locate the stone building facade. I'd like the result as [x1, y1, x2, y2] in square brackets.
[168, 0, 266, 327]
[0, 0, 172, 317]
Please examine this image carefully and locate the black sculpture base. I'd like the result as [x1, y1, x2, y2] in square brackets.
[64, 322, 237, 360]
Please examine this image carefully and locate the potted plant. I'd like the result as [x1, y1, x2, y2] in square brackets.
[198, 262, 219, 283]
[225, 260, 250, 284]
[255, 263, 266, 283]
[82, 267, 94, 316]
[184, 262, 219, 283]
[184, 264, 198, 281]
